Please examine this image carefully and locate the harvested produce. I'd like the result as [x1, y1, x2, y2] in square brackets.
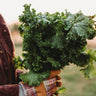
[13, 4, 96, 86]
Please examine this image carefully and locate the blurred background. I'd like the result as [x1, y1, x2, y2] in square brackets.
[1, 0, 96, 95]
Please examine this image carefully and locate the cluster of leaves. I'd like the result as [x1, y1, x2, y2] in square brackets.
[13, 56, 25, 69]
[14, 4, 96, 86]
[81, 49, 96, 79]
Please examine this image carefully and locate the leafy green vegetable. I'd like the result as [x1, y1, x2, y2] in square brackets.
[81, 64, 96, 79]
[14, 4, 96, 86]
[81, 49, 96, 78]
[13, 56, 25, 69]
[20, 71, 50, 86]
[54, 87, 66, 95]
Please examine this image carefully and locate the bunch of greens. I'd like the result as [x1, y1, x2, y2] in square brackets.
[14, 4, 96, 86]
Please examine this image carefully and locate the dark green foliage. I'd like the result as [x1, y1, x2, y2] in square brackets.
[14, 4, 96, 86]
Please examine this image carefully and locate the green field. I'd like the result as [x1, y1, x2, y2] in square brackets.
[15, 44, 96, 96]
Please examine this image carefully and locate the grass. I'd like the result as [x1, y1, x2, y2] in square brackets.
[59, 65, 96, 96]
[15, 44, 96, 96]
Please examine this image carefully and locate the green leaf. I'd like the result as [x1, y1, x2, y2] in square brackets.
[85, 49, 96, 61]
[13, 56, 24, 69]
[20, 71, 50, 86]
[65, 12, 96, 41]
[81, 64, 96, 79]
[55, 87, 66, 95]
